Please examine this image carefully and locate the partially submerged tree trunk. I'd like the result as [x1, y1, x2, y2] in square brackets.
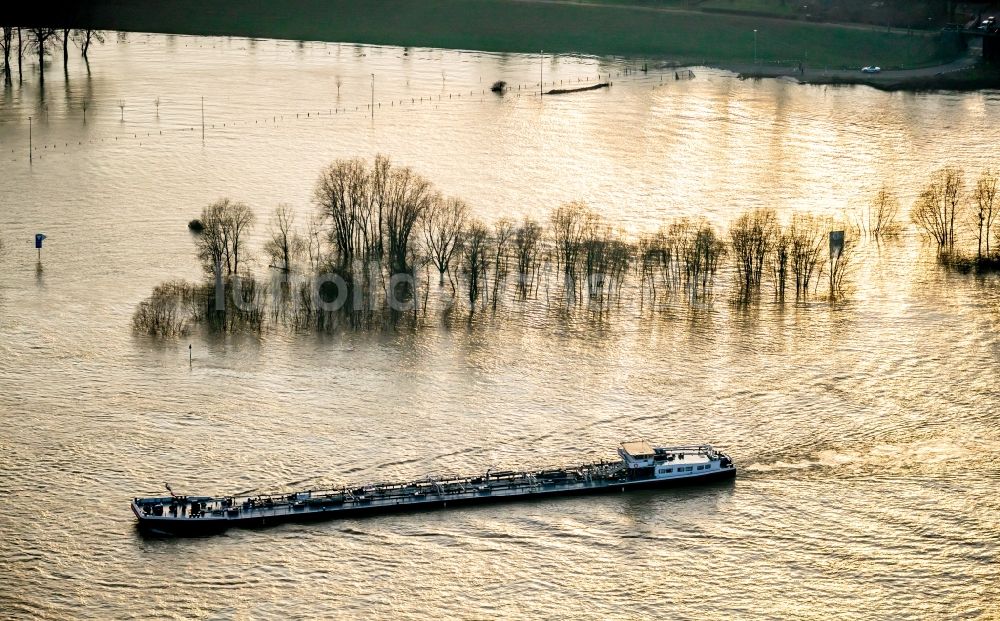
[29, 27, 58, 82]
[77, 30, 105, 59]
[264, 204, 304, 273]
[911, 167, 964, 253]
[0, 28, 12, 84]
[422, 194, 467, 288]
[973, 169, 998, 257]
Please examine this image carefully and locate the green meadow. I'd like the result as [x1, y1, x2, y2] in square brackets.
[63, 0, 950, 68]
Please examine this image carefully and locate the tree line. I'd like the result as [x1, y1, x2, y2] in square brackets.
[0, 26, 104, 84]
[132, 157, 1000, 337]
[134, 154, 877, 336]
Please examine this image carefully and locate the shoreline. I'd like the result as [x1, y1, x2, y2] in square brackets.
[724, 55, 1000, 92]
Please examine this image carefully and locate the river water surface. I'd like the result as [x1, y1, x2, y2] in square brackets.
[1, 34, 999, 620]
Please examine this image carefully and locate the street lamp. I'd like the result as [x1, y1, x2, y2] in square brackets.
[754, 29, 758, 65]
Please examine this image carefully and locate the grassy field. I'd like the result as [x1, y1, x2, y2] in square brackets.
[43, 0, 952, 68]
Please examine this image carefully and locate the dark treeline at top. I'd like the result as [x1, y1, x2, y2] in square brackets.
[6, 0, 950, 69]
[132, 154, 987, 338]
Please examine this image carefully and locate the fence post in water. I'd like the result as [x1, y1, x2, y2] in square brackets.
[189, 344, 192, 366]
[540, 49, 543, 98]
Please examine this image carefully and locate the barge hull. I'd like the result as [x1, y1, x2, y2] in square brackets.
[134, 468, 735, 536]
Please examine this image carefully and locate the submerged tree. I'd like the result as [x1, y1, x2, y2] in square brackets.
[788, 214, 827, 299]
[314, 157, 378, 270]
[131, 281, 203, 336]
[828, 236, 853, 300]
[582, 220, 630, 307]
[551, 202, 595, 298]
[686, 221, 725, 295]
[27, 27, 58, 81]
[315, 154, 433, 277]
[304, 214, 325, 271]
[858, 186, 902, 239]
[74, 29, 104, 60]
[194, 198, 256, 277]
[730, 209, 778, 301]
[491, 218, 515, 310]
[381, 159, 434, 277]
[912, 167, 964, 253]
[638, 230, 669, 301]
[422, 194, 467, 287]
[770, 227, 790, 301]
[264, 204, 305, 273]
[972, 169, 998, 258]
[462, 220, 490, 311]
[0, 27, 12, 84]
[513, 217, 543, 298]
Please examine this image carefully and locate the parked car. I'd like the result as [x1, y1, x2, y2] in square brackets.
[861, 66, 881, 74]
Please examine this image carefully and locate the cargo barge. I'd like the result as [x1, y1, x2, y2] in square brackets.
[132, 441, 735, 535]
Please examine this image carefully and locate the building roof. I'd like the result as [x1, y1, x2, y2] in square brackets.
[620, 440, 655, 457]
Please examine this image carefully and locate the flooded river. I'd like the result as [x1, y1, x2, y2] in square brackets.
[1, 34, 999, 620]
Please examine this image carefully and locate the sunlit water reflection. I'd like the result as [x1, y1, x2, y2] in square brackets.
[0, 33, 999, 620]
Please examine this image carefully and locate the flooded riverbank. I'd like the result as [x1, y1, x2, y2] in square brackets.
[1, 34, 999, 620]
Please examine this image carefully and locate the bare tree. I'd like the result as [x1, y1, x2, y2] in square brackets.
[62, 28, 70, 66]
[264, 204, 305, 273]
[972, 168, 998, 258]
[858, 186, 902, 239]
[0, 27, 12, 84]
[74, 29, 104, 59]
[514, 217, 543, 298]
[462, 220, 490, 311]
[770, 227, 790, 301]
[551, 202, 594, 297]
[730, 209, 778, 300]
[193, 198, 255, 277]
[28, 28, 58, 81]
[314, 157, 377, 270]
[226, 201, 256, 275]
[381, 158, 434, 277]
[687, 221, 724, 295]
[305, 214, 325, 271]
[788, 214, 827, 299]
[423, 195, 467, 287]
[194, 202, 228, 277]
[829, 237, 853, 300]
[663, 220, 692, 289]
[581, 220, 631, 306]
[638, 230, 668, 301]
[17, 28, 22, 82]
[911, 167, 964, 253]
[491, 218, 515, 309]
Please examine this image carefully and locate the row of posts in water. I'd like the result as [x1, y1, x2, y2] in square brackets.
[11, 63, 681, 164]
